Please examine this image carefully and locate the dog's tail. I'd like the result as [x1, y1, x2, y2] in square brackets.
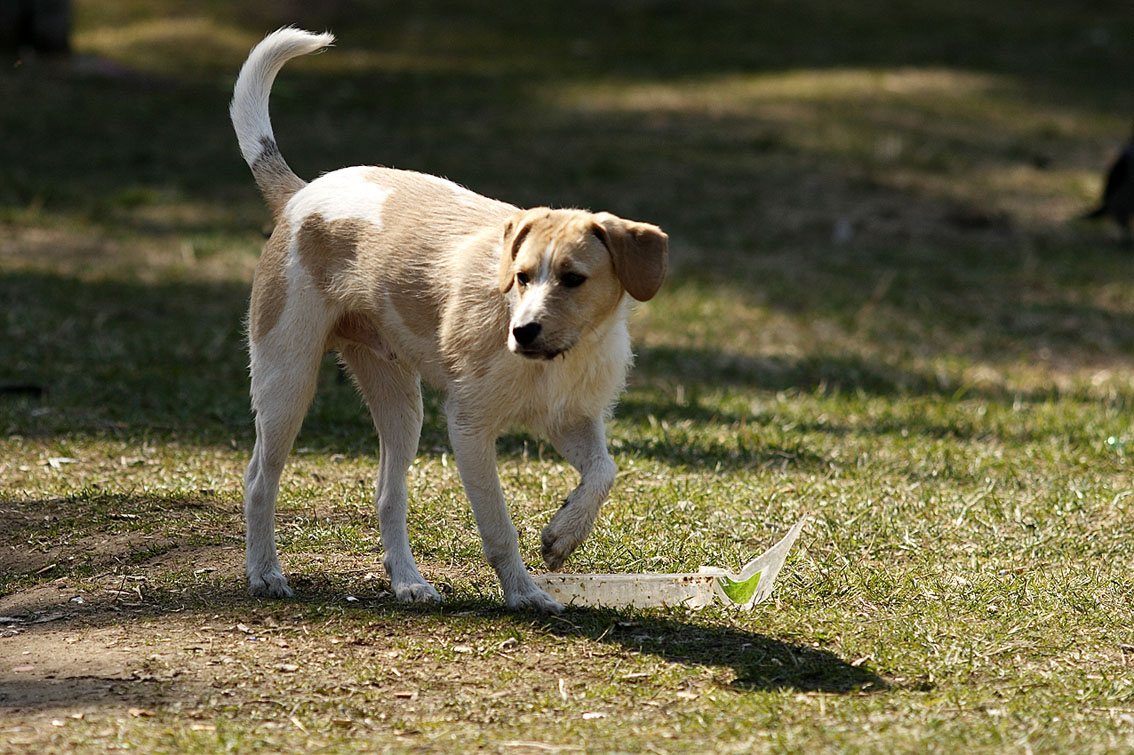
[230, 27, 335, 217]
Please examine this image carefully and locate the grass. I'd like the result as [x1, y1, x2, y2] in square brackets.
[2, 0, 1134, 752]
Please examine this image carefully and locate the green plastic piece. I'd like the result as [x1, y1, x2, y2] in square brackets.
[717, 570, 762, 605]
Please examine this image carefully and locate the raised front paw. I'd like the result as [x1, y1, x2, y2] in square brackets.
[541, 515, 590, 572]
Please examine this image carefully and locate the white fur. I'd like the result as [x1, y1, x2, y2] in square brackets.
[285, 166, 392, 225]
[230, 27, 334, 165]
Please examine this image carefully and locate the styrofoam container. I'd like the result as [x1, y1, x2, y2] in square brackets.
[533, 572, 722, 610]
[532, 515, 808, 610]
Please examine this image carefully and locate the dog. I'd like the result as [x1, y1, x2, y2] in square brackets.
[230, 28, 667, 613]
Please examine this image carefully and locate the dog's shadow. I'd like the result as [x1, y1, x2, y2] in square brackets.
[272, 575, 888, 694]
[500, 605, 887, 694]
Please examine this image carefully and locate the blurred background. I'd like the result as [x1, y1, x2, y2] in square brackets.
[1, 0, 1133, 437]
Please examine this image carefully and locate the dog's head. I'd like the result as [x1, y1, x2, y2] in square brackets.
[497, 208, 668, 360]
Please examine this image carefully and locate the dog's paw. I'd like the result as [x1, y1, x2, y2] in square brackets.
[392, 580, 441, 604]
[248, 570, 293, 598]
[384, 556, 441, 604]
[506, 586, 564, 615]
[541, 521, 585, 572]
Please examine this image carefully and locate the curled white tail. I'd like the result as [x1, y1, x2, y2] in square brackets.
[230, 27, 335, 215]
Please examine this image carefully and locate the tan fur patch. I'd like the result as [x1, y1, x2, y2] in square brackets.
[332, 311, 394, 358]
[251, 138, 306, 218]
[387, 285, 438, 341]
[296, 214, 361, 295]
[249, 220, 290, 342]
[293, 201, 442, 343]
[357, 168, 485, 340]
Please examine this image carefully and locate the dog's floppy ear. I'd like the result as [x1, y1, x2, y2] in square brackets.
[592, 212, 669, 302]
[498, 212, 536, 293]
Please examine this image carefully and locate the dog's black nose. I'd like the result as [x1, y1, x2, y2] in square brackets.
[512, 322, 541, 346]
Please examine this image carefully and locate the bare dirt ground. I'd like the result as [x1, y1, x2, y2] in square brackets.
[2, 542, 239, 738]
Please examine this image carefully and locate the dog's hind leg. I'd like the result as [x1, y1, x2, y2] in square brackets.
[244, 307, 329, 598]
[541, 417, 617, 571]
[446, 402, 563, 613]
[340, 344, 440, 604]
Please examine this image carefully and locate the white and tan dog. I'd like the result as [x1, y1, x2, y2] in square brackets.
[230, 28, 667, 613]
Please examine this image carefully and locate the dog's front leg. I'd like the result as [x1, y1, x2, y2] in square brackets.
[542, 417, 617, 571]
[447, 409, 563, 613]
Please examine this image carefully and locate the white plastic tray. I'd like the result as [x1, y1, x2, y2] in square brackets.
[532, 515, 808, 610]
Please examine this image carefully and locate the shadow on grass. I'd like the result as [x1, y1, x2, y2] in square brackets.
[519, 606, 887, 694]
[296, 589, 889, 695]
[0, 585, 887, 717]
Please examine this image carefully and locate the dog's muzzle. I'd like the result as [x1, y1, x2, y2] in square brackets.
[510, 322, 565, 360]
[512, 322, 541, 347]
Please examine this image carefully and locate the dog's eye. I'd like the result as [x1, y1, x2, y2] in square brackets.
[560, 272, 586, 288]
[516, 272, 530, 287]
